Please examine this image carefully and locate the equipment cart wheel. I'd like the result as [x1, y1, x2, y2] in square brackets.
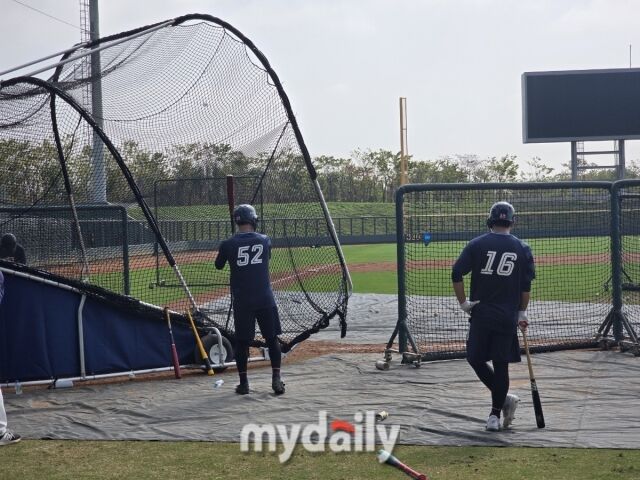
[196, 334, 234, 372]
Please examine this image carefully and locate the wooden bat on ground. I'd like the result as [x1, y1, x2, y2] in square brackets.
[164, 307, 182, 379]
[186, 310, 214, 376]
[521, 328, 545, 429]
[377, 450, 428, 480]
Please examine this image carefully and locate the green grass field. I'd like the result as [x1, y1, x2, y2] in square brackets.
[1, 441, 638, 479]
[92, 237, 610, 303]
[97, 238, 612, 304]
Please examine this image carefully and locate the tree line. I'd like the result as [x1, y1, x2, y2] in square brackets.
[2, 138, 639, 206]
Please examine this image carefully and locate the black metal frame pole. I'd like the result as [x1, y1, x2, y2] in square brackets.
[610, 183, 624, 340]
[396, 186, 408, 353]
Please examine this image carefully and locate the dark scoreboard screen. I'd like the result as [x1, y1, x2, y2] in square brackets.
[522, 68, 640, 143]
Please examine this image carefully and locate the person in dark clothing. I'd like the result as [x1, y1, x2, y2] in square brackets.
[0, 271, 21, 446]
[214, 204, 285, 395]
[452, 201, 535, 431]
[0, 234, 26, 265]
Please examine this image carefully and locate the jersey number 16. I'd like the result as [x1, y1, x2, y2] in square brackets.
[480, 251, 517, 276]
[237, 244, 264, 266]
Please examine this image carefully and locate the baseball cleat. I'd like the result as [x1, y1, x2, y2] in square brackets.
[486, 415, 500, 432]
[0, 430, 21, 446]
[502, 394, 520, 428]
[272, 378, 285, 395]
[235, 383, 250, 395]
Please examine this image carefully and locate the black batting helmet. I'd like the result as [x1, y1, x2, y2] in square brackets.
[487, 201, 515, 228]
[233, 204, 258, 227]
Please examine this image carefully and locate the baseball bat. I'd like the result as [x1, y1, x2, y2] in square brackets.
[164, 307, 181, 379]
[226, 174, 235, 233]
[186, 310, 214, 376]
[521, 328, 545, 429]
[377, 450, 428, 480]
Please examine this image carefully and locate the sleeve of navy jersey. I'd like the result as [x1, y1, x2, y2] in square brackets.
[224, 232, 276, 309]
[452, 241, 474, 282]
[214, 240, 228, 270]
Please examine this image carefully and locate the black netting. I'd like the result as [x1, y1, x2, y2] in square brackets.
[0, 14, 349, 351]
[619, 184, 640, 340]
[398, 185, 612, 360]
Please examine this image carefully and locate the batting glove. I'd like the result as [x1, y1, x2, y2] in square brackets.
[460, 300, 480, 314]
[518, 311, 529, 330]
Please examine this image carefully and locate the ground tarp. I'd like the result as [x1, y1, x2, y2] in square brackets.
[5, 349, 640, 448]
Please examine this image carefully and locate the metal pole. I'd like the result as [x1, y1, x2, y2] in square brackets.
[89, 0, 106, 203]
[396, 187, 408, 352]
[77, 294, 87, 379]
[618, 139, 626, 180]
[121, 207, 130, 295]
[0, 21, 172, 85]
[0, 42, 92, 78]
[571, 141, 578, 181]
[610, 183, 623, 340]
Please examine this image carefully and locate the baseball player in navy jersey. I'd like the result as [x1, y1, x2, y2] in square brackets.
[215, 204, 285, 395]
[451, 201, 535, 431]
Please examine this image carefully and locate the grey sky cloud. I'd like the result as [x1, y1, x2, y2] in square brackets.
[2, 0, 640, 171]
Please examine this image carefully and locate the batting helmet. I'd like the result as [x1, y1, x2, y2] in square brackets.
[487, 201, 515, 228]
[233, 204, 258, 227]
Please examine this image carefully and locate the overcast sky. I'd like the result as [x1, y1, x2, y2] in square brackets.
[2, 0, 640, 172]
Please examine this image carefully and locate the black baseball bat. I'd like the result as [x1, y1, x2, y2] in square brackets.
[164, 307, 181, 379]
[521, 328, 545, 428]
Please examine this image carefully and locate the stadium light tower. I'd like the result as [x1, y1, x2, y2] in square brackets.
[80, 0, 106, 203]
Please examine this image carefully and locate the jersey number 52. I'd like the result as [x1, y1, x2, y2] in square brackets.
[237, 244, 264, 266]
[480, 251, 517, 276]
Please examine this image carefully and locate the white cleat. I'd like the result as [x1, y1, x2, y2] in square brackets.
[486, 414, 500, 432]
[502, 394, 520, 429]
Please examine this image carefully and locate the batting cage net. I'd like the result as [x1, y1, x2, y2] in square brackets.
[395, 182, 622, 360]
[617, 181, 640, 349]
[0, 14, 350, 351]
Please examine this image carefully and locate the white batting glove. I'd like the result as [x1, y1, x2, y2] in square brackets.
[518, 311, 529, 330]
[460, 300, 480, 314]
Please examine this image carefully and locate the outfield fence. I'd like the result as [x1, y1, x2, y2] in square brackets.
[394, 181, 640, 361]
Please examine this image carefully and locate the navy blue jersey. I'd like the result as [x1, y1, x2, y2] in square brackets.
[214, 232, 276, 309]
[452, 232, 535, 333]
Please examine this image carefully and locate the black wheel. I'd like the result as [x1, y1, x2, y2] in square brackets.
[196, 334, 234, 372]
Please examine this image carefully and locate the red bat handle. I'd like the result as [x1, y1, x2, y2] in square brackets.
[397, 463, 427, 480]
[378, 450, 429, 480]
